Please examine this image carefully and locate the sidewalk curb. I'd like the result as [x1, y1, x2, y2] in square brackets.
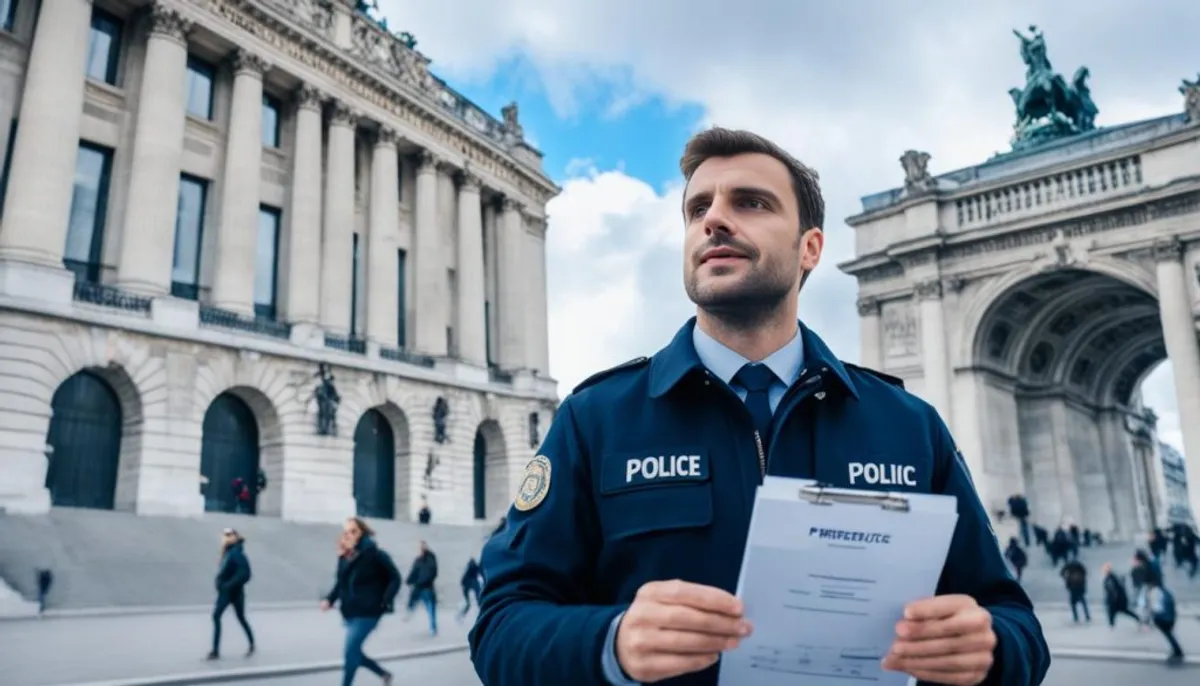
[62, 643, 470, 686]
[1053, 646, 1199, 667]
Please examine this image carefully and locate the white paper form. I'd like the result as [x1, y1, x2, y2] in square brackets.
[717, 477, 959, 685]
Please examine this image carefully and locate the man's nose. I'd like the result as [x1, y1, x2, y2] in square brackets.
[701, 197, 735, 236]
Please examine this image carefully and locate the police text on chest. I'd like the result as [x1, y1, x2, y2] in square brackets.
[848, 461, 917, 487]
[626, 455, 702, 483]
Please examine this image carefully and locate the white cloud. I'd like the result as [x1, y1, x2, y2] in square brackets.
[380, 0, 1194, 453]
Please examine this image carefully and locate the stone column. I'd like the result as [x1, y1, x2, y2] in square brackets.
[211, 50, 268, 315]
[455, 171, 487, 365]
[0, 0, 94, 271]
[496, 198, 527, 369]
[1153, 238, 1200, 520]
[857, 296, 883, 369]
[412, 150, 446, 355]
[365, 128, 399, 347]
[319, 101, 357, 334]
[916, 280, 952, 424]
[282, 84, 324, 325]
[115, 5, 191, 295]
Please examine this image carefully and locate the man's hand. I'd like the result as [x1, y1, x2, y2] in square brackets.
[615, 579, 751, 683]
[319, 599, 331, 612]
[882, 594, 996, 686]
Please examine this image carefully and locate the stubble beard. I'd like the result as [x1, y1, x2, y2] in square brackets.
[685, 261, 797, 331]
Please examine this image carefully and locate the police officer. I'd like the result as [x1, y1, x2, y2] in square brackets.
[469, 127, 1051, 686]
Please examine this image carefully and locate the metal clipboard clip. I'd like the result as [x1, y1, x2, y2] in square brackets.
[798, 483, 911, 512]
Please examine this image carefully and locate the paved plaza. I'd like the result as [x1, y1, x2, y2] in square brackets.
[2, 601, 1196, 686]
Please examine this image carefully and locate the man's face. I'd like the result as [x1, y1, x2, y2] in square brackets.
[682, 153, 822, 314]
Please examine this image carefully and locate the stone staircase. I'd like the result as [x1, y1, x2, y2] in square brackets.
[0, 507, 493, 612]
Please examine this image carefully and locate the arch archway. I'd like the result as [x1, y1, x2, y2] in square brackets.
[473, 420, 507, 521]
[968, 267, 1169, 539]
[352, 404, 410, 519]
[200, 392, 261, 514]
[45, 370, 124, 509]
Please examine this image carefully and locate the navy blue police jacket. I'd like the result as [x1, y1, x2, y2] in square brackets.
[468, 318, 1050, 686]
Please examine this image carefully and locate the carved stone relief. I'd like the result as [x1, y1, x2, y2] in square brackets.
[882, 301, 919, 359]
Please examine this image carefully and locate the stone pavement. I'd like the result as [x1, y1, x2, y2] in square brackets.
[1040, 606, 1200, 664]
[0, 604, 471, 686]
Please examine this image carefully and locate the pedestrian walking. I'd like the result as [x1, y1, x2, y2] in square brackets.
[321, 517, 400, 686]
[404, 540, 439, 635]
[1007, 494, 1030, 547]
[1144, 578, 1185, 666]
[1060, 558, 1090, 623]
[1100, 563, 1140, 628]
[1004, 537, 1027, 582]
[459, 557, 483, 620]
[207, 528, 255, 660]
[35, 568, 53, 615]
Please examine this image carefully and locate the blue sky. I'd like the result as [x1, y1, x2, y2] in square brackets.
[447, 55, 706, 191]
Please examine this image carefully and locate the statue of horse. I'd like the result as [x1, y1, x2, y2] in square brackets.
[1068, 66, 1098, 130]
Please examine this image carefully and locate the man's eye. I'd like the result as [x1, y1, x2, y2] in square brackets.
[740, 197, 766, 209]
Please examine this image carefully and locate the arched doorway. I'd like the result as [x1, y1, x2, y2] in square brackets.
[200, 392, 260, 514]
[353, 409, 395, 519]
[967, 268, 1168, 538]
[45, 371, 122, 509]
[473, 420, 506, 520]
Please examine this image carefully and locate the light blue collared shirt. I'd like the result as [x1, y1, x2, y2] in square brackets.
[600, 325, 806, 685]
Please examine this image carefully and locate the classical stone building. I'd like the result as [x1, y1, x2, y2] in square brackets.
[0, 0, 560, 525]
[840, 31, 1200, 540]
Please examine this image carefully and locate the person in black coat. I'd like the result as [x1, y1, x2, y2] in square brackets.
[404, 540, 439, 635]
[1100, 562, 1140, 627]
[459, 557, 483, 619]
[1004, 537, 1028, 582]
[321, 517, 401, 686]
[208, 528, 255, 659]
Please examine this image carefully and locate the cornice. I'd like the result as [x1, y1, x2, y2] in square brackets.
[184, 0, 559, 206]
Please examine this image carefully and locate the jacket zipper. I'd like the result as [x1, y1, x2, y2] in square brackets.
[753, 430, 766, 479]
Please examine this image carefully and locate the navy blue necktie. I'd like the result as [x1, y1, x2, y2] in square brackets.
[734, 363, 776, 447]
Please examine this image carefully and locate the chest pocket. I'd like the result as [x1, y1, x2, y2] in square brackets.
[596, 448, 714, 540]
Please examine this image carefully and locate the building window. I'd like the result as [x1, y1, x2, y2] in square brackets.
[1, 0, 16, 32]
[171, 174, 208, 299]
[350, 232, 360, 336]
[63, 143, 114, 283]
[254, 206, 280, 319]
[396, 248, 407, 347]
[397, 165, 403, 203]
[185, 56, 215, 120]
[85, 8, 122, 86]
[261, 95, 280, 148]
[485, 301, 493, 367]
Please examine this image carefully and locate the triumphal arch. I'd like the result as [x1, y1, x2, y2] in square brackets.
[839, 27, 1200, 541]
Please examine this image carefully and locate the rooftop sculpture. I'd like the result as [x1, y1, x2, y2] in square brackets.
[1007, 26, 1099, 151]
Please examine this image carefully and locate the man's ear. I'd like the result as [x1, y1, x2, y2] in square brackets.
[800, 227, 823, 273]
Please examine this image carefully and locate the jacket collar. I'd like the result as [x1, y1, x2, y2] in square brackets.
[648, 317, 858, 400]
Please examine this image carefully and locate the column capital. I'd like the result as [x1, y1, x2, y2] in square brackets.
[501, 196, 525, 214]
[230, 48, 270, 77]
[375, 126, 398, 147]
[856, 296, 881, 317]
[329, 100, 358, 128]
[458, 170, 482, 193]
[147, 3, 191, 44]
[914, 279, 942, 300]
[416, 149, 439, 172]
[295, 83, 324, 111]
[1153, 236, 1185, 262]
[435, 158, 458, 175]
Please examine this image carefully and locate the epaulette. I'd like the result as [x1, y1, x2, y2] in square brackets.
[844, 362, 905, 389]
[572, 356, 650, 394]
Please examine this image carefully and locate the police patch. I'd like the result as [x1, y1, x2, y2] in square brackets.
[514, 455, 552, 512]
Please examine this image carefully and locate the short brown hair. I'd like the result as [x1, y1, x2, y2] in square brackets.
[679, 127, 825, 233]
[349, 516, 374, 537]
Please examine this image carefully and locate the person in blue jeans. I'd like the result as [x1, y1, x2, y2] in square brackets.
[404, 540, 439, 635]
[321, 517, 401, 686]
